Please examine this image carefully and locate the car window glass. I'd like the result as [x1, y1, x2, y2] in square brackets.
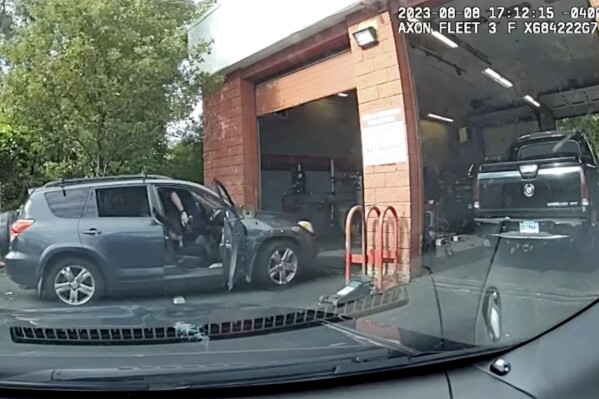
[581, 137, 594, 161]
[518, 140, 580, 160]
[83, 189, 98, 218]
[157, 186, 207, 220]
[44, 188, 90, 219]
[96, 186, 150, 217]
[156, 185, 220, 213]
[190, 188, 222, 210]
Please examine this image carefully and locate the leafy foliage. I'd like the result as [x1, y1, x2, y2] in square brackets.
[557, 114, 599, 153]
[0, 0, 218, 209]
[0, 121, 41, 209]
[165, 132, 204, 184]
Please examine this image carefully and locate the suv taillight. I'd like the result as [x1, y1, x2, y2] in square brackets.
[10, 219, 34, 241]
[580, 169, 590, 207]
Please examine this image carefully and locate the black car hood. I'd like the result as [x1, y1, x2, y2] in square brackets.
[241, 210, 299, 229]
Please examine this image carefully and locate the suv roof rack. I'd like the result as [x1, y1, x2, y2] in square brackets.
[43, 174, 172, 188]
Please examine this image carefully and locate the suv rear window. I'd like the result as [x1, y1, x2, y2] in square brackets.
[44, 188, 90, 219]
[518, 140, 581, 161]
[95, 186, 150, 217]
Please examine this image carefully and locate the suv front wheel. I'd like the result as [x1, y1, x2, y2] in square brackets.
[44, 257, 105, 306]
[254, 240, 302, 289]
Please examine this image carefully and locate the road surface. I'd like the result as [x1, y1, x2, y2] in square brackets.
[1, 240, 598, 348]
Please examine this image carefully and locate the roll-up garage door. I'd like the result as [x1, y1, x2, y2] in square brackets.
[255, 51, 356, 116]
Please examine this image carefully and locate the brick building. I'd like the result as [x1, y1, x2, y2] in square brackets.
[189, 0, 599, 281]
[190, 0, 424, 280]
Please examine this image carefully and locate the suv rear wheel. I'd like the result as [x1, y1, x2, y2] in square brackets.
[254, 240, 302, 288]
[44, 257, 105, 306]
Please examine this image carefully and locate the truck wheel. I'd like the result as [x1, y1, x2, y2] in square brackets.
[254, 240, 302, 289]
[577, 224, 599, 271]
[43, 257, 105, 306]
[579, 244, 599, 271]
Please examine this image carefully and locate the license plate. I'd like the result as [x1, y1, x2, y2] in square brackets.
[519, 221, 539, 234]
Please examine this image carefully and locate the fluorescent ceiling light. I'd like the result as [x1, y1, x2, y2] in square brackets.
[482, 68, 513, 88]
[337, 92, 348, 97]
[523, 95, 541, 108]
[407, 18, 458, 48]
[431, 31, 459, 48]
[428, 113, 454, 123]
[352, 27, 378, 48]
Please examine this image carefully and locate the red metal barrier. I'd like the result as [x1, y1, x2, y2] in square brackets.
[345, 205, 380, 284]
[344, 204, 402, 292]
[377, 206, 400, 291]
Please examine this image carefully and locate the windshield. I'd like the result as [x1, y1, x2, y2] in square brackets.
[0, 0, 598, 391]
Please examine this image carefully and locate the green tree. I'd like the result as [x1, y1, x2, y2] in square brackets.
[0, 0, 12, 39]
[0, 0, 217, 181]
[165, 132, 204, 184]
[0, 117, 43, 210]
[557, 113, 599, 153]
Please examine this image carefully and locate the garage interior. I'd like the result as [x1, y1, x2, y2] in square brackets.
[258, 90, 363, 245]
[406, 0, 599, 236]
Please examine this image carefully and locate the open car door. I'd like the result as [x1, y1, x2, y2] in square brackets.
[213, 179, 247, 291]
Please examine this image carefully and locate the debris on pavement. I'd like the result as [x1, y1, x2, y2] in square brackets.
[173, 295, 185, 305]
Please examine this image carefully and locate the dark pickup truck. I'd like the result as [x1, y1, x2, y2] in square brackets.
[474, 130, 599, 258]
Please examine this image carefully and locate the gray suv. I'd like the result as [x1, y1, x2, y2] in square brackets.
[1, 176, 318, 306]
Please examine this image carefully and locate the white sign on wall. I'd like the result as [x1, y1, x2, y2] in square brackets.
[360, 108, 408, 166]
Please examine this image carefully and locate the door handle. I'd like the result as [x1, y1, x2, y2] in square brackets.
[83, 228, 101, 236]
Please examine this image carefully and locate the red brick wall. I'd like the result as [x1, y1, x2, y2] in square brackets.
[255, 51, 356, 116]
[201, 8, 423, 275]
[201, 23, 352, 210]
[202, 72, 258, 207]
[348, 9, 422, 281]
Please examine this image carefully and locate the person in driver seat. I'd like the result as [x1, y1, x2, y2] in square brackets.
[169, 190, 220, 268]
[169, 190, 192, 233]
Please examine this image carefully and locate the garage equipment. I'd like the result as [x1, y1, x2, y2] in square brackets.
[319, 274, 375, 307]
[453, 176, 475, 233]
[425, 201, 455, 258]
[343, 205, 401, 292]
[320, 204, 405, 310]
[291, 163, 306, 194]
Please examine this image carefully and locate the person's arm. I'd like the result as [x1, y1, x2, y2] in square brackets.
[170, 191, 184, 213]
[170, 191, 190, 226]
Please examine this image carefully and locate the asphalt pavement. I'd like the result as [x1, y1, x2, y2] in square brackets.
[0, 236, 475, 311]
[1, 236, 598, 348]
[0, 264, 348, 311]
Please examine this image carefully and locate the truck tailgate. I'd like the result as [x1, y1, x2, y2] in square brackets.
[477, 157, 585, 217]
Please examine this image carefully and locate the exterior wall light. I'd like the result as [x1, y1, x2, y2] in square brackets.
[353, 26, 378, 48]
